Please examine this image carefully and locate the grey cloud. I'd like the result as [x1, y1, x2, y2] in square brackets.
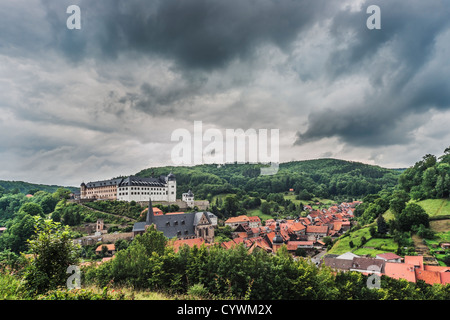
[37, 0, 339, 70]
[295, 0, 450, 148]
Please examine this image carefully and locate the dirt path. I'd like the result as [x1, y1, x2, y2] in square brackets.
[412, 234, 440, 266]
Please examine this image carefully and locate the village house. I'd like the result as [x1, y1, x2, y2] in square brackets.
[376, 252, 402, 263]
[305, 225, 329, 240]
[95, 243, 116, 257]
[224, 215, 250, 229]
[350, 257, 385, 275]
[323, 252, 450, 286]
[248, 216, 262, 228]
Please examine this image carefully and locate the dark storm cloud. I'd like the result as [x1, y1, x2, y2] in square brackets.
[39, 0, 338, 70]
[295, 0, 450, 147]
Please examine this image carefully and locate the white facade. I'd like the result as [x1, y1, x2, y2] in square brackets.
[182, 190, 194, 208]
[115, 174, 177, 203]
[117, 185, 171, 202]
[167, 179, 176, 202]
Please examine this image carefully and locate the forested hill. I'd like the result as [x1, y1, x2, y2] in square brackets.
[0, 180, 78, 195]
[136, 158, 401, 201]
[398, 147, 450, 200]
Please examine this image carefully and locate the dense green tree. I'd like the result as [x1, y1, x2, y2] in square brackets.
[0, 213, 35, 253]
[131, 225, 167, 257]
[377, 214, 388, 235]
[260, 201, 271, 215]
[222, 195, 240, 217]
[18, 202, 44, 217]
[23, 217, 80, 295]
[389, 190, 410, 215]
[397, 203, 429, 232]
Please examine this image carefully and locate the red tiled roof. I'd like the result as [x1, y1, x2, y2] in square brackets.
[221, 240, 237, 250]
[235, 232, 248, 239]
[333, 222, 342, 231]
[288, 223, 306, 233]
[415, 269, 442, 285]
[404, 256, 424, 269]
[424, 265, 450, 272]
[441, 272, 450, 284]
[225, 215, 250, 224]
[142, 207, 164, 216]
[248, 216, 261, 222]
[306, 225, 328, 234]
[172, 238, 205, 252]
[96, 244, 115, 252]
[376, 252, 402, 260]
[384, 262, 416, 283]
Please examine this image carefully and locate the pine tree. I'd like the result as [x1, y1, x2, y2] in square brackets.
[377, 214, 388, 235]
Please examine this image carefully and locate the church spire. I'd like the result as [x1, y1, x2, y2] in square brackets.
[146, 197, 154, 225]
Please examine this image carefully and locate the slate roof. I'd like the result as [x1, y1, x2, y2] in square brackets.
[85, 178, 124, 188]
[133, 199, 215, 239]
[322, 257, 353, 271]
[119, 175, 167, 187]
[84, 174, 174, 188]
[351, 257, 385, 273]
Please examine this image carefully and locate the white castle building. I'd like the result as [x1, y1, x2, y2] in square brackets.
[81, 173, 176, 202]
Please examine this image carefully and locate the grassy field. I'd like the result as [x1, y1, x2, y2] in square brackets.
[246, 208, 273, 221]
[382, 209, 395, 222]
[328, 223, 399, 257]
[415, 198, 450, 218]
[327, 226, 373, 255]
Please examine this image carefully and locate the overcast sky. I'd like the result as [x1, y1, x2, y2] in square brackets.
[1, 0, 450, 187]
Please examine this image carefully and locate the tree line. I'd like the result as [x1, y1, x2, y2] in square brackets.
[136, 158, 400, 201]
[82, 226, 450, 300]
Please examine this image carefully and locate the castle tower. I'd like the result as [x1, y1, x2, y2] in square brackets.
[182, 189, 194, 208]
[166, 172, 176, 202]
[96, 219, 104, 233]
[80, 182, 87, 199]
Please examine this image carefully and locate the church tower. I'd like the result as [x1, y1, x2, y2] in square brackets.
[272, 221, 284, 253]
[146, 197, 154, 226]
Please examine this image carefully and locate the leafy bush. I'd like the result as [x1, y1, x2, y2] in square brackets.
[187, 283, 210, 299]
